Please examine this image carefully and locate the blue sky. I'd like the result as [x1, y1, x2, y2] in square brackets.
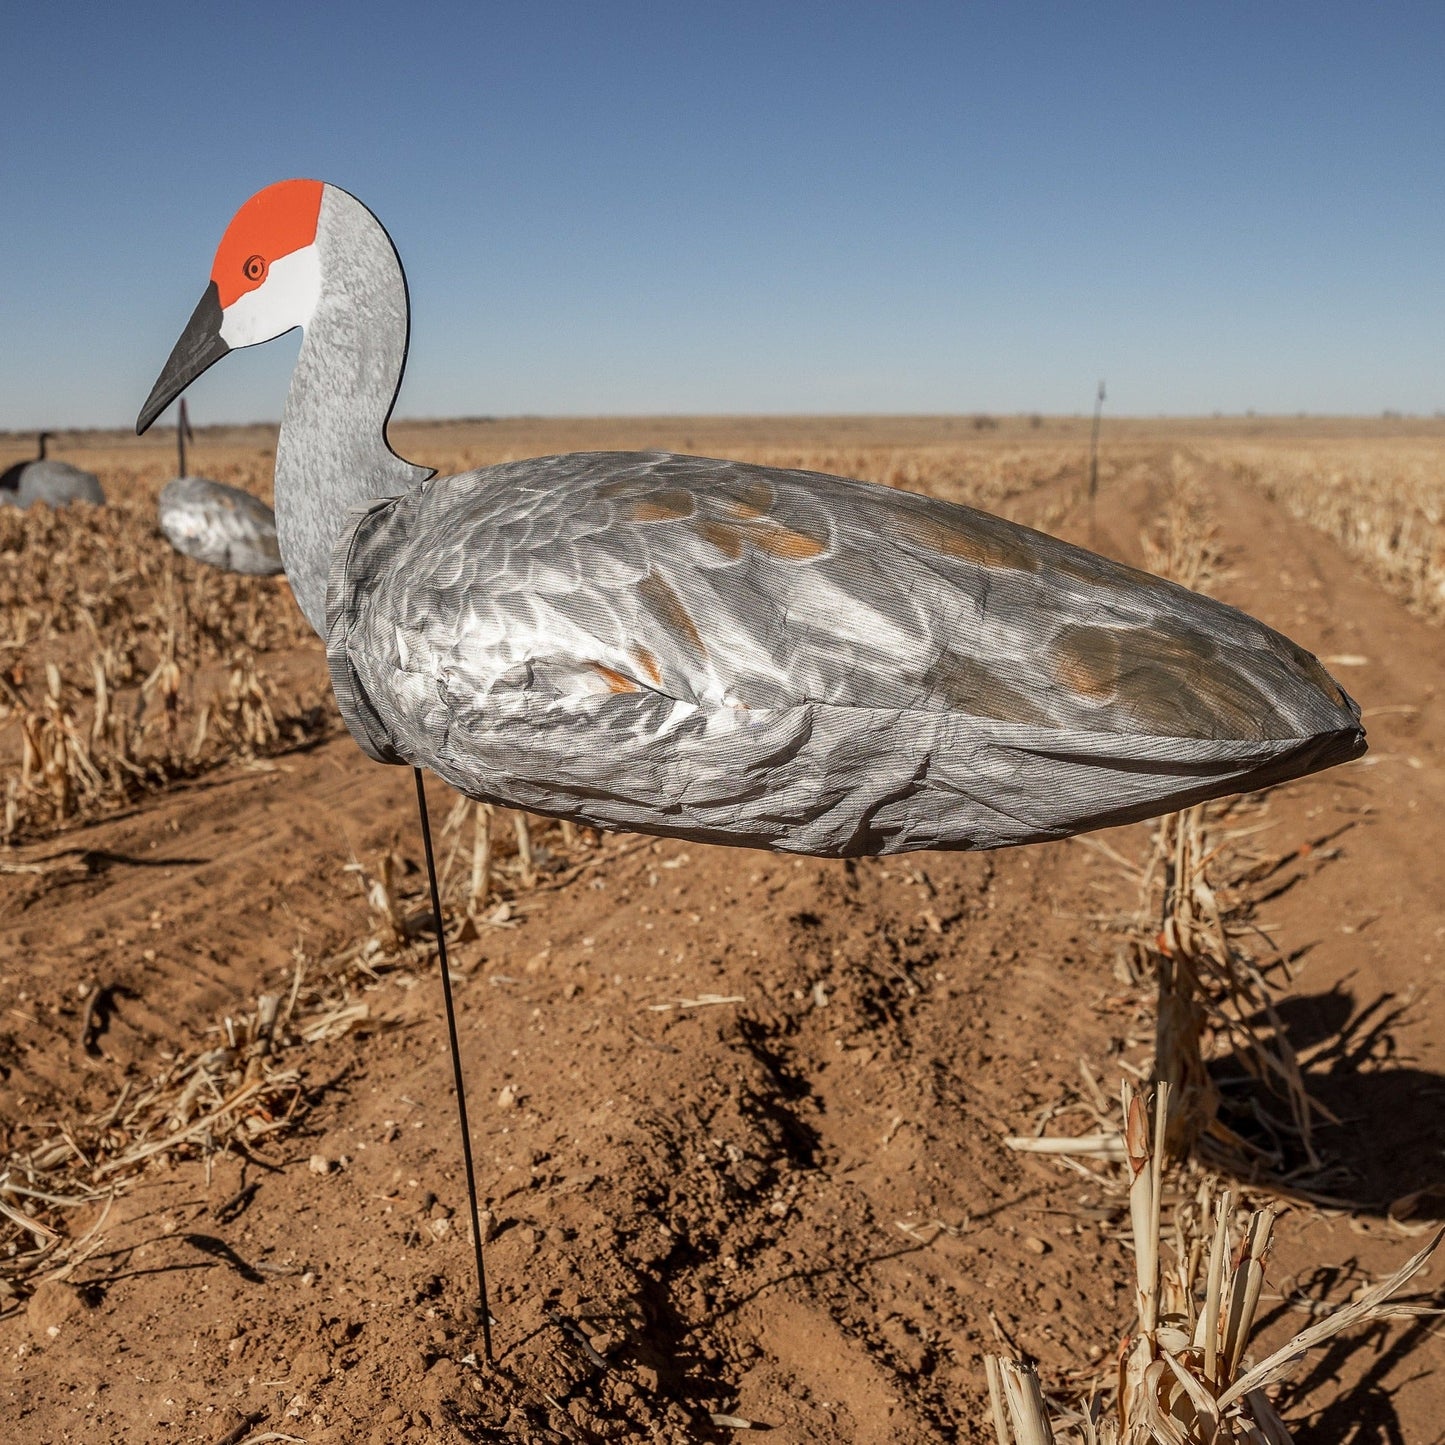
[2, 2, 1442, 427]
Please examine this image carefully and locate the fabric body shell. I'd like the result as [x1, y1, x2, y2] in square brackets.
[158, 476, 283, 575]
[325, 452, 1365, 857]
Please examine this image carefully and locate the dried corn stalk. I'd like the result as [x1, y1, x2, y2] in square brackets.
[1142, 805, 1318, 1171]
[1138, 467, 1315, 1168]
[191, 649, 280, 757]
[1016, 467, 1319, 1174]
[987, 1354, 1058, 1444]
[1140, 453, 1223, 595]
[513, 809, 536, 887]
[0, 665, 148, 835]
[437, 798, 564, 918]
[341, 849, 411, 954]
[988, 1083, 1441, 1443]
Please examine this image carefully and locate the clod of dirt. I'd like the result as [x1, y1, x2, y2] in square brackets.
[25, 1279, 84, 1336]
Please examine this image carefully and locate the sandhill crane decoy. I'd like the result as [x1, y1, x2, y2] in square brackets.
[137, 179, 1367, 1358]
[0, 431, 104, 508]
[156, 399, 282, 574]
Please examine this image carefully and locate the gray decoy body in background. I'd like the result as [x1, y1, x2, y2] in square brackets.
[138, 180, 1366, 857]
[156, 400, 282, 575]
[158, 476, 283, 575]
[0, 431, 104, 509]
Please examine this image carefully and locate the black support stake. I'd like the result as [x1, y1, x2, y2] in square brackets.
[412, 767, 494, 1364]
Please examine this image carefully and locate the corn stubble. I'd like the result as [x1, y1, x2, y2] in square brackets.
[989, 1084, 1441, 1444]
[0, 493, 328, 842]
[1132, 462, 1317, 1174]
[6, 427, 1441, 1428]
[0, 970, 374, 1304]
[995, 458, 1441, 1439]
[1204, 436, 1445, 625]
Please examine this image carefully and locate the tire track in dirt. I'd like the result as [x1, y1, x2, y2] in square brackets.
[0, 725, 420, 1120]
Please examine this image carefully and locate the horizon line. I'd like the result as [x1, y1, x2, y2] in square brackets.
[5, 407, 1445, 438]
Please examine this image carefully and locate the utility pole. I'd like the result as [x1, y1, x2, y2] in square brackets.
[1088, 380, 1105, 543]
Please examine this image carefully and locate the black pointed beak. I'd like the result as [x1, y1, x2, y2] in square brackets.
[137, 281, 229, 435]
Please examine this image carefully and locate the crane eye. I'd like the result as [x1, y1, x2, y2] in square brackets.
[243, 254, 267, 283]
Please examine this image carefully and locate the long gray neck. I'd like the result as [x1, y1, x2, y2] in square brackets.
[274, 188, 430, 636]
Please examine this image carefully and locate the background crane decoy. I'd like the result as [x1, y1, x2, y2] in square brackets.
[156, 398, 282, 574]
[0, 431, 104, 509]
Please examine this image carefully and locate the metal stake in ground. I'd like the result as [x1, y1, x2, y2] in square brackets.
[413, 767, 494, 1364]
[178, 396, 193, 478]
[1088, 377, 1106, 543]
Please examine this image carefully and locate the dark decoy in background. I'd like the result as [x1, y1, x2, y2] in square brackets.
[0, 431, 104, 508]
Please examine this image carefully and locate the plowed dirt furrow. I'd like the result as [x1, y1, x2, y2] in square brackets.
[0, 734, 425, 1119]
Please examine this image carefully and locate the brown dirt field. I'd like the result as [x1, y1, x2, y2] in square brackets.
[2, 418, 1442, 1443]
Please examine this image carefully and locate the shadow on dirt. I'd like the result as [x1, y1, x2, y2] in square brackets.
[1283, 1313, 1438, 1445]
[1213, 985, 1445, 1217]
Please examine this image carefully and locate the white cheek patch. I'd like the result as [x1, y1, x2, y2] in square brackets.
[220, 244, 321, 349]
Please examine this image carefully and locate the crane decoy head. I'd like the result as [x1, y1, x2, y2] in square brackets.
[138, 179, 326, 434]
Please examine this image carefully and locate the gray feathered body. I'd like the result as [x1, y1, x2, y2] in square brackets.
[158, 476, 283, 575]
[326, 451, 1364, 856]
[0, 458, 104, 509]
